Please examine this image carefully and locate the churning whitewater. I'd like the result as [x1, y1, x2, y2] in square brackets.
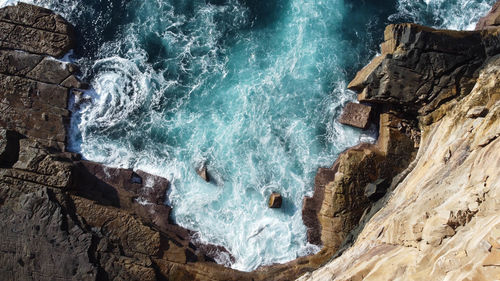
[0, 0, 495, 271]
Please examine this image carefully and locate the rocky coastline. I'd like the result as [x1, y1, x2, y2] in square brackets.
[0, 2, 498, 281]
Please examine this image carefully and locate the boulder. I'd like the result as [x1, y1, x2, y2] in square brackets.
[197, 165, 210, 182]
[269, 192, 282, 208]
[338, 102, 373, 130]
[364, 178, 389, 201]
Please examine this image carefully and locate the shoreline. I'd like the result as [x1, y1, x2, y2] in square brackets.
[0, 2, 498, 281]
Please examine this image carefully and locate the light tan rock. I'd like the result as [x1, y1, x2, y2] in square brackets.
[299, 55, 500, 281]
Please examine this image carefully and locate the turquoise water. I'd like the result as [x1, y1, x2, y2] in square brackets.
[1, 0, 495, 271]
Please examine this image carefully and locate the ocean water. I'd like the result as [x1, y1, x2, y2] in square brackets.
[1, 0, 495, 271]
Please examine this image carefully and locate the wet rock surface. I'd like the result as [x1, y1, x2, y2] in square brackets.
[268, 192, 283, 208]
[196, 165, 210, 182]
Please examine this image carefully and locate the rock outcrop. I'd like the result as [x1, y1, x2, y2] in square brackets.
[298, 3, 500, 281]
[0, 4, 244, 281]
[300, 51, 500, 281]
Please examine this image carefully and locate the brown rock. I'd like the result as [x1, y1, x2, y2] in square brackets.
[269, 192, 282, 208]
[61, 74, 86, 89]
[0, 3, 74, 58]
[25, 57, 74, 84]
[0, 3, 73, 34]
[197, 165, 210, 182]
[0, 72, 70, 151]
[338, 102, 373, 130]
[466, 106, 489, 118]
[0, 188, 97, 281]
[0, 49, 42, 76]
[476, 1, 500, 30]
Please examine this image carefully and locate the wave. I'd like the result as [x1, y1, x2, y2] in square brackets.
[393, 0, 495, 30]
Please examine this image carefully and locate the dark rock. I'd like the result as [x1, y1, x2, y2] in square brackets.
[25, 57, 74, 84]
[192, 242, 236, 265]
[0, 49, 42, 76]
[0, 72, 70, 151]
[0, 129, 21, 167]
[269, 192, 282, 208]
[302, 166, 337, 245]
[0, 188, 97, 281]
[197, 165, 210, 182]
[364, 178, 389, 201]
[476, 1, 500, 30]
[61, 74, 86, 89]
[11, 139, 74, 189]
[348, 24, 490, 115]
[338, 102, 373, 129]
[0, 3, 74, 58]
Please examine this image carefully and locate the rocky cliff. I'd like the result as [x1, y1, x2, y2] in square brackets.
[0, 2, 499, 281]
[299, 3, 500, 281]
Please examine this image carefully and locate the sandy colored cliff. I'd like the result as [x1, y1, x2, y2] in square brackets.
[299, 10, 500, 281]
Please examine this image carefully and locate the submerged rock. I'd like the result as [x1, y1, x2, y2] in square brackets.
[269, 192, 283, 208]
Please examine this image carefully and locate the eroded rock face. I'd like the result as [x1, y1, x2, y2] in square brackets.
[0, 188, 96, 281]
[348, 24, 489, 115]
[300, 53, 500, 281]
[303, 111, 418, 249]
[299, 3, 500, 280]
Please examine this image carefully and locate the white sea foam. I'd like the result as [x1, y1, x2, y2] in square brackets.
[394, 0, 495, 30]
